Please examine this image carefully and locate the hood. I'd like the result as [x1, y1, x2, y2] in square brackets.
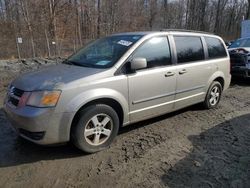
[12, 64, 107, 91]
[228, 47, 250, 54]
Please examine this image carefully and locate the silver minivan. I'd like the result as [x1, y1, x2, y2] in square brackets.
[3, 30, 231, 153]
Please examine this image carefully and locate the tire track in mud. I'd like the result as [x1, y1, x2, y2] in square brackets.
[81, 85, 250, 188]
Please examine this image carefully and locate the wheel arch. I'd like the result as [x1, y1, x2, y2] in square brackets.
[206, 71, 226, 93]
[70, 97, 124, 133]
[213, 77, 225, 90]
[60, 88, 129, 143]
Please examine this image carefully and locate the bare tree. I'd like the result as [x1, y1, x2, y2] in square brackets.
[247, 0, 250, 19]
[96, 0, 101, 37]
[148, 0, 157, 29]
[20, 0, 36, 57]
[214, 0, 229, 34]
[163, 0, 169, 28]
[0, 0, 248, 59]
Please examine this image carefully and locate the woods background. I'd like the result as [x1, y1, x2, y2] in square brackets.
[0, 0, 250, 59]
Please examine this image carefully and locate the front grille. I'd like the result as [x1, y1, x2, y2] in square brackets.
[9, 97, 19, 106]
[7, 86, 24, 107]
[230, 53, 247, 67]
[13, 87, 24, 97]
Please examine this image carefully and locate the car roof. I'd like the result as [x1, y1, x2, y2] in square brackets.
[111, 31, 155, 36]
[236, 37, 250, 40]
[111, 29, 217, 38]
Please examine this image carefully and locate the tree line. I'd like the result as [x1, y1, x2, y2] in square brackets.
[0, 0, 249, 59]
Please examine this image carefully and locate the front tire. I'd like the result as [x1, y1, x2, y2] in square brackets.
[203, 81, 222, 109]
[71, 104, 119, 153]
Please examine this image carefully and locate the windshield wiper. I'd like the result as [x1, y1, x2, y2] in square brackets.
[63, 59, 93, 68]
[63, 60, 83, 66]
[62, 59, 75, 65]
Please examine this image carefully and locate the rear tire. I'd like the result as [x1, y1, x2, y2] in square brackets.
[71, 104, 119, 153]
[203, 81, 222, 109]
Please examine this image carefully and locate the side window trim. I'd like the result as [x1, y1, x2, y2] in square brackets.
[130, 35, 173, 68]
[201, 36, 209, 60]
[116, 35, 174, 75]
[204, 36, 228, 59]
[173, 35, 206, 65]
[168, 35, 177, 65]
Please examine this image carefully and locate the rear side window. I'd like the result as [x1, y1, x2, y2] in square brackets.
[174, 36, 205, 63]
[132, 37, 171, 68]
[205, 37, 227, 59]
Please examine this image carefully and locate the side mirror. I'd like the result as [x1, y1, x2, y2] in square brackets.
[131, 58, 147, 71]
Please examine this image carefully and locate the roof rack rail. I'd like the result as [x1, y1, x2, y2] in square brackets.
[160, 29, 213, 35]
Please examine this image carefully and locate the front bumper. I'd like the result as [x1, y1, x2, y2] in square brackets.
[3, 101, 74, 145]
[231, 67, 250, 78]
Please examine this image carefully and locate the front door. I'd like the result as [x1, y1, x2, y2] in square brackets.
[127, 36, 177, 123]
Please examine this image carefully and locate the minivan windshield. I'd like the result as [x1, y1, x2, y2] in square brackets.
[229, 38, 250, 49]
[66, 35, 143, 68]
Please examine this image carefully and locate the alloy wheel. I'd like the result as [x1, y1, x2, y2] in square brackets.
[209, 86, 220, 106]
[84, 113, 113, 146]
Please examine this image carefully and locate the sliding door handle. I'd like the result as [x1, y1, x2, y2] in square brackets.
[165, 72, 175, 77]
[179, 69, 187, 75]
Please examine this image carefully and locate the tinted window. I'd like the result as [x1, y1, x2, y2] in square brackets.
[132, 37, 171, 68]
[174, 36, 204, 63]
[205, 37, 227, 59]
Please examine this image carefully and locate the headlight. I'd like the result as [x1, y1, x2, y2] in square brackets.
[26, 90, 61, 107]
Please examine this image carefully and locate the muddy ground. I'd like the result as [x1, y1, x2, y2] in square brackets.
[0, 60, 250, 188]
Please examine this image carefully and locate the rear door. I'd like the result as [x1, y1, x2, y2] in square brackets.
[127, 36, 177, 123]
[172, 35, 214, 110]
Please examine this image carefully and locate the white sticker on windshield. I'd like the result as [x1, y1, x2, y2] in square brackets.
[117, 40, 133, 46]
[96, 60, 111, 65]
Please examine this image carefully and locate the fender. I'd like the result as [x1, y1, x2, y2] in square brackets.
[57, 88, 130, 142]
[65, 88, 129, 123]
[206, 71, 225, 92]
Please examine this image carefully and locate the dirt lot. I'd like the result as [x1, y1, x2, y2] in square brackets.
[0, 60, 250, 188]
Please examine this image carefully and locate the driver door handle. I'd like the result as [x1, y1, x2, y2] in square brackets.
[179, 69, 187, 75]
